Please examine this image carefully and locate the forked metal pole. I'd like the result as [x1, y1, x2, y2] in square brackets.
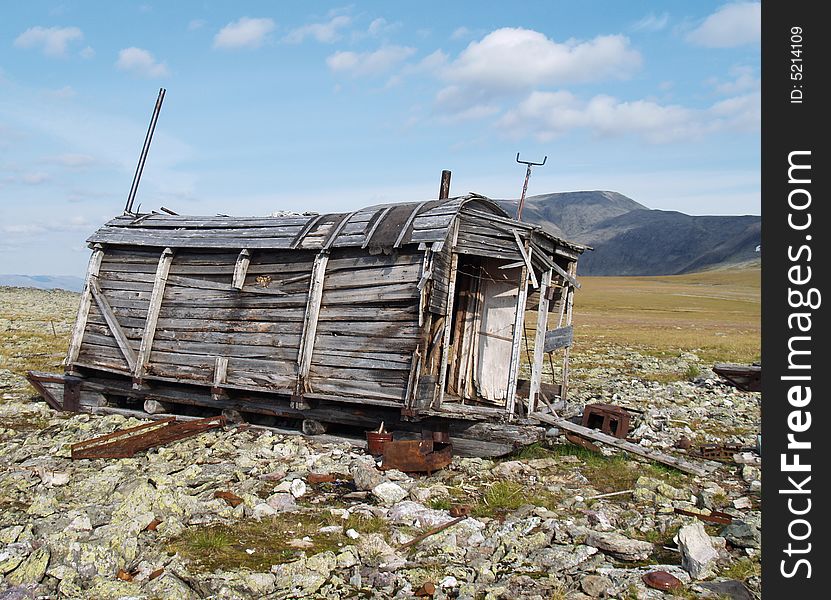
[515, 153, 546, 221]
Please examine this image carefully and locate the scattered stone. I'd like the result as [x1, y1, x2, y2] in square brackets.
[721, 519, 761, 549]
[492, 460, 538, 481]
[585, 530, 653, 561]
[677, 522, 719, 579]
[732, 496, 752, 510]
[581, 574, 612, 597]
[371, 481, 408, 506]
[265, 492, 297, 512]
[698, 580, 755, 600]
[213, 490, 244, 507]
[289, 479, 307, 498]
[352, 462, 384, 491]
[6, 547, 50, 585]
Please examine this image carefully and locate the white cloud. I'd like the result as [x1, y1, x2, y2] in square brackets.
[711, 65, 759, 95]
[1, 215, 95, 235]
[284, 15, 351, 44]
[116, 47, 170, 78]
[326, 45, 416, 77]
[14, 26, 84, 58]
[48, 85, 76, 99]
[80, 46, 95, 59]
[46, 153, 99, 168]
[687, 2, 761, 47]
[498, 91, 698, 143]
[632, 12, 669, 32]
[368, 18, 398, 37]
[444, 28, 642, 92]
[498, 87, 760, 144]
[709, 91, 760, 132]
[20, 172, 52, 185]
[450, 26, 472, 40]
[213, 17, 275, 49]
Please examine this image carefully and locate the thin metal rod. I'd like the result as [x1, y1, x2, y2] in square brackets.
[125, 88, 166, 214]
[515, 153, 546, 221]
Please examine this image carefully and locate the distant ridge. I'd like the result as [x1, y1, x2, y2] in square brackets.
[496, 191, 760, 276]
[0, 274, 84, 292]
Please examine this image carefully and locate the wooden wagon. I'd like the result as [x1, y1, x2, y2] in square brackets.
[28, 193, 585, 455]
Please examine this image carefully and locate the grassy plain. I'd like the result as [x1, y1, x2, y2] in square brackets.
[570, 263, 761, 365]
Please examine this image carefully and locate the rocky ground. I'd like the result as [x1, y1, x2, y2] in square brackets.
[0, 287, 762, 599]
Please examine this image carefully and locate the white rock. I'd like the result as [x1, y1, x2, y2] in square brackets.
[440, 576, 458, 588]
[676, 522, 719, 579]
[252, 503, 277, 519]
[371, 481, 408, 506]
[346, 529, 360, 540]
[272, 481, 292, 493]
[290, 479, 307, 498]
[733, 496, 753, 510]
[319, 525, 342, 534]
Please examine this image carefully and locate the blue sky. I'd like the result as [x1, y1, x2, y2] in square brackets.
[1, 1, 760, 276]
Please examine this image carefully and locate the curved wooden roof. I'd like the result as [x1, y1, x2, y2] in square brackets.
[87, 193, 585, 256]
[87, 194, 502, 250]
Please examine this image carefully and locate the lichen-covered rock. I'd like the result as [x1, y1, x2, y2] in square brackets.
[142, 571, 201, 600]
[677, 522, 719, 579]
[585, 530, 653, 561]
[721, 518, 761, 549]
[6, 546, 49, 585]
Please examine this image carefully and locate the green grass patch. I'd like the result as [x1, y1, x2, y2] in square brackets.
[168, 511, 352, 573]
[470, 481, 562, 517]
[509, 442, 556, 460]
[721, 557, 761, 581]
[546, 443, 688, 495]
[342, 513, 389, 535]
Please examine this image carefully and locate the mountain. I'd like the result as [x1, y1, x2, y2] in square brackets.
[496, 191, 760, 276]
[0, 274, 85, 292]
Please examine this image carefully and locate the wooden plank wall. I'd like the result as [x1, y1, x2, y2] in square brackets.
[80, 248, 316, 392]
[76, 246, 424, 404]
[309, 249, 422, 401]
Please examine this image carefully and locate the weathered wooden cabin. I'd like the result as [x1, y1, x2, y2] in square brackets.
[29, 193, 585, 453]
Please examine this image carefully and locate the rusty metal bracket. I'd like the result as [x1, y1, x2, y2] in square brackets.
[581, 403, 632, 439]
[71, 415, 226, 459]
[381, 439, 453, 474]
[673, 507, 734, 525]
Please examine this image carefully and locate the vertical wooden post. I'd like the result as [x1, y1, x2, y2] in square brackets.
[133, 247, 174, 385]
[212, 356, 229, 400]
[505, 265, 530, 420]
[435, 252, 459, 409]
[560, 262, 577, 402]
[528, 268, 553, 412]
[296, 251, 329, 393]
[231, 249, 251, 290]
[65, 244, 105, 371]
[439, 170, 451, 199]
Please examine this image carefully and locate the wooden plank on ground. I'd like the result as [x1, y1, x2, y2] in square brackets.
[531, 412, 717, 477]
